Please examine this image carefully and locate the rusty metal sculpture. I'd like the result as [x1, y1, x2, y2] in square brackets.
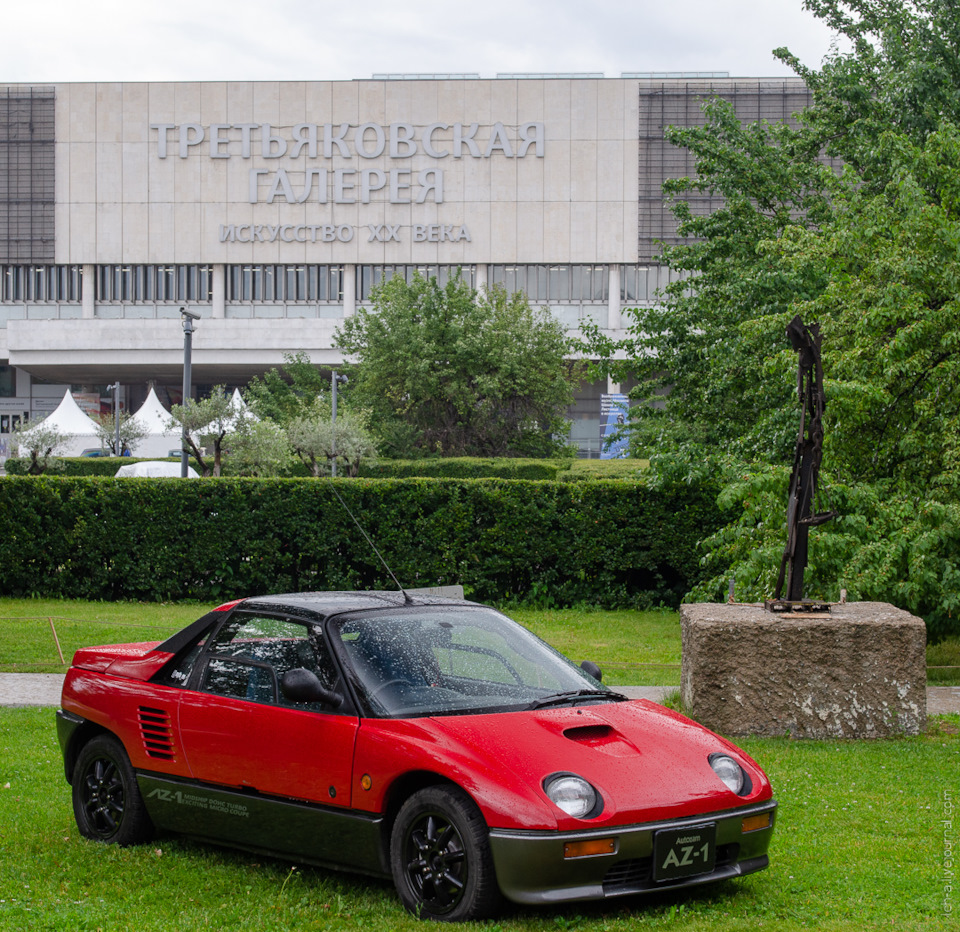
[767, 316, 836, 612]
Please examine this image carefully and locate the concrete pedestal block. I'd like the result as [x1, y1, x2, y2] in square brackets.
[680, 602, 926, 738]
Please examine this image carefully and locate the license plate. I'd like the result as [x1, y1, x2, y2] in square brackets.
[653, 823, 716, 882]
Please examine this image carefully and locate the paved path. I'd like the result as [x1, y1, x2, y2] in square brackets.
[0, 674, 66, 707]
[1, 674, 957, 714]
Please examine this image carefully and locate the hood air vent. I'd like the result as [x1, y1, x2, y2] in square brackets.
[563, 724, 614, 744]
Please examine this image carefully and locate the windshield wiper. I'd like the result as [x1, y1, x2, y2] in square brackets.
[528, 689, 627, 710]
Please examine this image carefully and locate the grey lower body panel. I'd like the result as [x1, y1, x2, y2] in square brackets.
[136, 772, 388, 877]
[488, 800, 777, 905]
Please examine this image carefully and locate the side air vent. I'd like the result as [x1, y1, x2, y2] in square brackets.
[137, 706, 176, 761]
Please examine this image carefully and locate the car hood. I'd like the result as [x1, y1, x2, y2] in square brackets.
[416, 699, 772, 830]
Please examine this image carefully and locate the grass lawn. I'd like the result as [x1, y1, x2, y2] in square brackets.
[509, 606, 682, 686]
[927, 637, 960, 685]
[0, 598, 682, 686]
[2, 597, 958, 685]
[1, 598, 957, 929]
[0, 707, 956, 931]
[0, 599, 217, 674]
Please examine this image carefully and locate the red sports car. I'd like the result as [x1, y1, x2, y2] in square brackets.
[57, 592, 776, 921]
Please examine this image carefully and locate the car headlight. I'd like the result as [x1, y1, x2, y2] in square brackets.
[709, 753, 748, 795]
[543, 773, 601, 819]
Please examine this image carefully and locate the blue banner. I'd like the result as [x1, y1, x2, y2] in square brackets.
[600, 393, 630, 459]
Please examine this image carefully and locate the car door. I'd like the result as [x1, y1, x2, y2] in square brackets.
[176, 612, 359, 807]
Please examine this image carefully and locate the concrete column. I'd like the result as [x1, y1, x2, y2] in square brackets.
[475, 263, 488, 294]
[211, 264, 225, 319]
[342, 264, 356, 317]
[607, 264, 621, 331]
[82, 264, 95, 319]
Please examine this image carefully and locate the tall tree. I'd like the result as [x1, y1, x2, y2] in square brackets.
[167, 386, 237, 477]
[244, 351, 330, 425]
[583, 99, 834, 461]
[581, 0, 960, 637]
[586, 0, 960, 467]
[336, 272, 579, 458]
[286, 402, 377, 477]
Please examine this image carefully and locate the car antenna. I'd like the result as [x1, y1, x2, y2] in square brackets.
[328, 483, 413, 604]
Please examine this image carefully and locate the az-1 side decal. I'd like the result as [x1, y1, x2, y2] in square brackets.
[146, 787, 249, 818]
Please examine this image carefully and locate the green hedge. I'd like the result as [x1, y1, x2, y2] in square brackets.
[357, 457, 567, 479]
[3, 457, 203, 477]
[0, 476, 720, 607]
[4, 456, 643, 480]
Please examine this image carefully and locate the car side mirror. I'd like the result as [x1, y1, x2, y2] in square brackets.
[580, 660, 603, 682]
[280, 667, 344, 708]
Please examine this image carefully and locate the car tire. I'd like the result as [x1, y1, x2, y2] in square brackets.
[72, 735, 154, 846]
[390, 784, 503, 921]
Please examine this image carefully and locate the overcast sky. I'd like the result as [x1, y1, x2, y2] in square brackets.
[2, 0, 840, 83]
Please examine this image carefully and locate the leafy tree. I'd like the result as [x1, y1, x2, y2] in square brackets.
[586, 1, 960, 466]
[11, 420, 67, 475]
[336, 272, 579, 458]
[581, 0, 960, 636]
[244, 351, 330, 425]
[167, 386, 237, 477]
[782, 127, 960, 492]
[783, 0, 960, 180]
[583, 99, 834, 461]
[286, 403, 377, 477]
[93, 411, 149, 456]
[244, 352, 377, 476]
[226, 414, 292, 477]
[687, 459, 960, 643]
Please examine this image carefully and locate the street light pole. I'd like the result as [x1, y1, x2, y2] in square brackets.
[180, 308, 199, 478]
[106, 382, 121, 455]
[330, 370, 348, 477]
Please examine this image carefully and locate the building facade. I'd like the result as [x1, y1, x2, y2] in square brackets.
[0, 75, 812, 455]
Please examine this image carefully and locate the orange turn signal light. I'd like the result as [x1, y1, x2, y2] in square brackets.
[742, 813, 772, 833]
[563, 838, 617, 859]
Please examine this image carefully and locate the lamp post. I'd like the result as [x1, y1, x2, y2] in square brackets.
[106, 382, 121, 455]
[330, 370, 348, 477]
[180, 308, 200, 478]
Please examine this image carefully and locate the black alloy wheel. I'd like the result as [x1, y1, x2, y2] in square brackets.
[72, 735, 154, 846]
[390, 785, 502, 921]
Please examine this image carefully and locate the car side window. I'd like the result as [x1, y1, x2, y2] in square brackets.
[200, 614, 338, 708]
[153, 637, 210, 688]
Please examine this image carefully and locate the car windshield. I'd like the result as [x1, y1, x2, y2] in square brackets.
[329, 605, 617, 717]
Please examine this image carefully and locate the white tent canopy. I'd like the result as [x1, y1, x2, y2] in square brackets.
[228, 388, 258, 427]
[19, 391, 100, 457]
[130, 387, 181, 458]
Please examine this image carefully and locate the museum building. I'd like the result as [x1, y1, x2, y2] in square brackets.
[0, 74, 812, 456]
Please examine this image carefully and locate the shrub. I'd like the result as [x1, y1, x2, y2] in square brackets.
[0, 476, 720, 607]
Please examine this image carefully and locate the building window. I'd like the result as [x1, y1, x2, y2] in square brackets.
[0, 365, 15, 396]
[0, 265, 82, 302]
[226, 265, 343, 302]
[356, 265, 475, 302]
[489, 265, 608, 303]
[620, 264, 683, 304]
[95, 265, 213, 302]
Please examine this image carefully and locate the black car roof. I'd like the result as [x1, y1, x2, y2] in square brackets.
[237, 590, 476, 622]
[154, 590, 478, 656]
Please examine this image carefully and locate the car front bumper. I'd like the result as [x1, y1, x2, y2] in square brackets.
[488, 799, 777, 905]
